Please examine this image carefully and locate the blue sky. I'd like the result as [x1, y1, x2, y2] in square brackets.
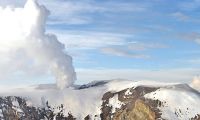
[1, 0, 200, 85]
[43, 0, 200, 69]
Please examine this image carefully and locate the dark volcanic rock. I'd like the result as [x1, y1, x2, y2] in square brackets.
[0, 84, 199, 120]
[0, 96, 75, 120]
[100, 86, 200, 120]
[100, 86, 162, 120]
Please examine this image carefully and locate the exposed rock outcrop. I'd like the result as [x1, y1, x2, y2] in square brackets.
[101, 86, 162, 120]
[0, 83, 199, 120]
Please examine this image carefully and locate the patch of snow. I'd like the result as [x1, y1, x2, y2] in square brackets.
[105, 79, 177, 92]
[0, 109, 3, 118]
[12, 98, 20, 107]
[145, 87, 200, 119]
[11, 98, 24, 114]
[108, 94, 124, 113]
[0, 79, 198, 119]
[125, 89, 132, 95]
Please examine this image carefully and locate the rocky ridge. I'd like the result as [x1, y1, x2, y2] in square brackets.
[0, 81, 199, 120]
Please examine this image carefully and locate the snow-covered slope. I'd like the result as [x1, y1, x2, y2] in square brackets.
[0, 80, 199, 120]
[144, 84, 200, 119]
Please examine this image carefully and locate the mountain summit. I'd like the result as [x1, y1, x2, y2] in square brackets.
[0, 80, 199, 120]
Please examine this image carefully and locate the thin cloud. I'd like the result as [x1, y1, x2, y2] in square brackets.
[170, 12, 200, 23]
[76, 68, 200, 84]
[0, 0, 148, 25]
[48, 30, 131, 50]
[101, 47, 149, 59]
[179, 32, 200, 44]
[128, 42, 168, 51]
[170, 12, 190, 21]
[50, 28, 169, 59]
[178, 0, 200, 11]
[100, 41, 167, 59]
[39, 0, 147, 25]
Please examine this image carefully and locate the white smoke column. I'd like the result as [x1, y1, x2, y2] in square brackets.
[190, 76, 200, 91]
[0, 0, 76, 89]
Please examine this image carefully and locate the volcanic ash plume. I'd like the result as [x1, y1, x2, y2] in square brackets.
[0, 0, 76, 89]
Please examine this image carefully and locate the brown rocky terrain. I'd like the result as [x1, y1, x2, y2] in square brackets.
[0, 85, 199, 120]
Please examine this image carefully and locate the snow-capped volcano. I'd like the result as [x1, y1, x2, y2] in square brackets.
[0, 0, 199, 120]
[0, 80, 199, 120]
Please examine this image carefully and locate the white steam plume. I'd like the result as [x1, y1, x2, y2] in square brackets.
[190, 76, 200, 91]
[0, 0, 76, 89]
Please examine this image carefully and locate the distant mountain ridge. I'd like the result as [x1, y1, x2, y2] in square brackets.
[0, 80, 199, 120]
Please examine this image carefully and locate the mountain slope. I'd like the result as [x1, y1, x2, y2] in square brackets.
[0, 80, 199, 120]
